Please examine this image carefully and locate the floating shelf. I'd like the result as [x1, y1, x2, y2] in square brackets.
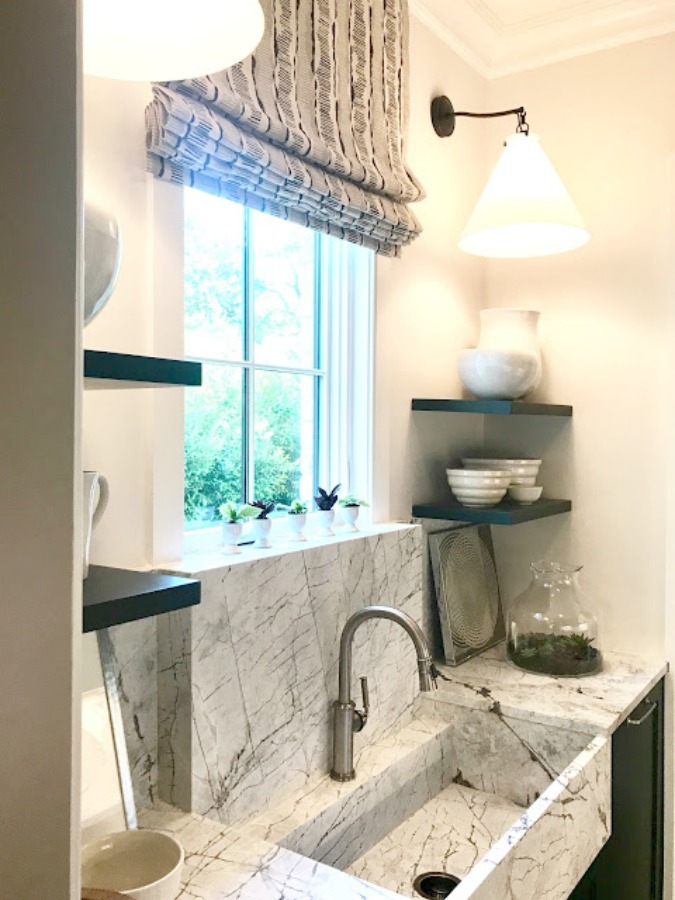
[411, 399, 572, 416]
[83, 565, 200, 633]
[412, 498, 572, 526]
[84, 350, 202, 389]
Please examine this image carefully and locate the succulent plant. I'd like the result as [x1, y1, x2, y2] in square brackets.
[288, 499, 308, 514]
[338, 494, 369, 508]
[219, 501, 259, 523]
[314, 484, 341, 511]
[249, 499, 276, 519]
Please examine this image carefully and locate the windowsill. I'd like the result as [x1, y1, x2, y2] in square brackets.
[156, 521, 417, 578]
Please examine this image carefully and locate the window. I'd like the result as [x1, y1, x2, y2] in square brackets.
[183, 188, 373, 537]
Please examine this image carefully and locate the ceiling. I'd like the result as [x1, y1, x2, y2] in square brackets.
[409, 0, 675, 78]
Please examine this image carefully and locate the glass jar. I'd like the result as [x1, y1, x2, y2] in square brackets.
[506, 561, 602, 677]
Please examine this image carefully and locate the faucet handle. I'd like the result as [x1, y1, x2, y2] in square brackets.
[352, 676, 370, 733]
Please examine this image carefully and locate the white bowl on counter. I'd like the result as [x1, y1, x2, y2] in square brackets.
[81, 830, 184, 900]
[461, 458, 542, 486]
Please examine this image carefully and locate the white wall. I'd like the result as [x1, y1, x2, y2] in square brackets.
[0, 1, 81, 896]
[374, 14, 488, 521]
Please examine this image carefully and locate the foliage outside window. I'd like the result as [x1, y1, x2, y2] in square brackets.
[184, 190, 325, 528]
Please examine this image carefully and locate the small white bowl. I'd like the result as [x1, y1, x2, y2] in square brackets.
[82, 830, 184, 900]
[507, 485, 543, 505]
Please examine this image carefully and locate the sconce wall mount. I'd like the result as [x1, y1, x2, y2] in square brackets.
[432, 94, 589, 258]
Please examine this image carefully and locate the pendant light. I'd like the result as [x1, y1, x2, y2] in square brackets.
[83, 0, 265, 82]
[431, 96, 589, 259]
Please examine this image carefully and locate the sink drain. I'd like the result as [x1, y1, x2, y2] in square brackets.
[413, 871, 462, 899]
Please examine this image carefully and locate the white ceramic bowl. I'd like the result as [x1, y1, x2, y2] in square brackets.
[81, 830, 184, 900]
[461, 458, 542, 486]
[446, 468, 512, 490]
[507, 485, 543, 505]
[458, 348, 541, 400]
[452, 486, 508, 507]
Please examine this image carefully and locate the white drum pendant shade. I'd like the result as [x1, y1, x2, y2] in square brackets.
[459, 132, 589, 258]
[83, 0, 265, 81]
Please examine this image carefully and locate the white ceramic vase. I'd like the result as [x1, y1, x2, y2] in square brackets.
[342, 506, 360, 532]
[459, 308, 542, 400]
[222, 521, 243, 554]
[316, 509, 335, 536]
[252, 517, 272, 548]
[287, 513, 307, 542]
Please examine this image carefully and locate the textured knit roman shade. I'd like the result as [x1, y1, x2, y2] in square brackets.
[145, 0, 424, 256]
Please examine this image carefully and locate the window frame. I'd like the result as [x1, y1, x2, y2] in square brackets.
[177, 191, 374, 556]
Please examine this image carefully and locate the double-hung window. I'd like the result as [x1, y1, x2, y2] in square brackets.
[183, 187, 373, 537]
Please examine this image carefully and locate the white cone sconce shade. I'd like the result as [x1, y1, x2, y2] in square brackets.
[83, 0, 265, 81]
[460, 133, 589, 258]
[431, 95, 589, 259]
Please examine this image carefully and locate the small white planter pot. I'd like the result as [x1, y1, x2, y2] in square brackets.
[287, 513, 307, 542]
[316, 509, 335, 536]
[342, 505, 360, 531]
[222, 521, 243, 554]
[252, 517, 272, 548]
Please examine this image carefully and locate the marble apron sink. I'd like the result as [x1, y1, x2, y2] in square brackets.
[247, 701, 610, 900]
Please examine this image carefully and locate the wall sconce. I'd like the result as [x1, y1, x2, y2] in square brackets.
[83, 0, 265, 81]
[431, 95, 589, 259]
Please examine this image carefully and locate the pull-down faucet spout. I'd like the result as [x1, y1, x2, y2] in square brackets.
[330, 605, 437, 781]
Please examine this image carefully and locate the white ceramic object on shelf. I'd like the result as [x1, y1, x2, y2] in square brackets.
[316, 509, 335, 535]
[84, 202, 122, 327]
[459, 309, 542, 400]
[462, 458, 542, 486]
[446, 468, 510, 507]
[508, 485, 543, 505]
[251, 517, 272, 548]
[342, 506, 360, 532]
[82, 471, 110, 579]
[452, 487, 508, 507]
[222, 521, 243, 554]
[287, 513, 307, 542]
[81, 829, 184, 900]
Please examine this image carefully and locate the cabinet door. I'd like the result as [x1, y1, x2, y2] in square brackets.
[570, 678, 664, 900]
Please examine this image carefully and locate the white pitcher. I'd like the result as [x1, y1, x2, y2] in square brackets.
[82, 471, 109, 578]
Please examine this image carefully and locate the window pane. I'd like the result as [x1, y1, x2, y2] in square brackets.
[253, 371, 316, 506]
[184, 364, 244, 527]
[184, 189, 245, 362]
[251, 210, 317, 369]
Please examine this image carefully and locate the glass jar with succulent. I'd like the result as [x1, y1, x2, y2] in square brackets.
[249, 499, 276, 548]
[285, 499, 308, 542]
[338, 494, 369, 531]
[314, 484, 340, 535]
[219, 501, 258, 554]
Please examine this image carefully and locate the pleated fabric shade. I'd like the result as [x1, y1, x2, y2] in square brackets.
[145, 0, 424, 256]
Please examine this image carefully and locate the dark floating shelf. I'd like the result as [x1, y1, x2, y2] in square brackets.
[83, 565, 200, 633]
[413, 498, 572, 526]
[411, 398, 572, 416]
[84, 350, 202, 389]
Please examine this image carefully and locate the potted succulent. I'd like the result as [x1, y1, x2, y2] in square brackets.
[249, 499, 276, 548]
[284, 499, 308, 542]
[338, 494, 369, 531]
[219, 501, 258, 554]
[314, 484, 340, 535]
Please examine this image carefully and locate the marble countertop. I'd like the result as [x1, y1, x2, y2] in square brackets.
[142, 650, 666, 900]
[427, 646, 667, 735]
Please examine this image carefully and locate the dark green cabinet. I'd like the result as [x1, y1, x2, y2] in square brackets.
[570, 678, 664, 900]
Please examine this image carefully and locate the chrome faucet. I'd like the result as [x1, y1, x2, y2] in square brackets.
[330, 605, 437, 781]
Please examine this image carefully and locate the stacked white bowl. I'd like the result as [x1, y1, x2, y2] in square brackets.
[446, 468, 511, 507]
[461, 458, 543, 505]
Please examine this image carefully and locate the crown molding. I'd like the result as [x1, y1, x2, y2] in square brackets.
[410, 0, 675, 79]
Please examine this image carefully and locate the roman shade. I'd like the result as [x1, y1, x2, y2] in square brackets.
[145, 0, 424, 256]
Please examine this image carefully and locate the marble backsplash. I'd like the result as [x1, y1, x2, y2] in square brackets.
[108, 525, 427, 822]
